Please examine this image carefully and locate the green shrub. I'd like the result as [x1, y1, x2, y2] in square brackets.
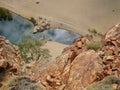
[86, 41, 102, 51]
[0, 7, 13, 21]
[7, 76, 41, 90]
[88, 28, 103, 37]
[88, 28, 97, 36]
[17, 36, 51, 64]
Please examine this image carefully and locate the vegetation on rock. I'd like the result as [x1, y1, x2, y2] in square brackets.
[7, 76, 41, 90]
[86, 41, 102, 51]
[86, 75, 120, 90]
[0, 7, 13, 21]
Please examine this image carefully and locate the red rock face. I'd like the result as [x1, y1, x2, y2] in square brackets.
[103, 23, 120, 55]
[65, 50, 103, 90]
[105, 24, 120, 41]
[0, 36, 24, 89]
[35, 37, 103, 90]
[99, 23, 120, 78]
[0, 36, 23, 64]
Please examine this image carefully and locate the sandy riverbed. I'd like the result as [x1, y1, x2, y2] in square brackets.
[42, 41, 68, 60]
[0, 0, 120, 35]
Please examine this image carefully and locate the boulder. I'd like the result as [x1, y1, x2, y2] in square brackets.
[36, 41, 103, 90]
[65, 50, 103, 90]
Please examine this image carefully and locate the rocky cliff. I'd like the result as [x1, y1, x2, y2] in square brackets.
[0, 24, 120, 90]
[0, 36, 24, 89]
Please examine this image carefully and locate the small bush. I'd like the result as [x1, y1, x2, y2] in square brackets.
[88, 28, 97, 36]
[0, 7, 13, 21]
[7, 76, 41, 90]
[88, 28, 103, 38]
[86, 41, 102, 51]
[17, 36, 51, 64]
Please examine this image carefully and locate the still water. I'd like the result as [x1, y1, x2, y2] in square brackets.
[0, 13, 80, 44]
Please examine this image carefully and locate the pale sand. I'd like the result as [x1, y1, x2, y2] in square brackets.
[0, 0, 120, 35]
[42, 41, 68, 60]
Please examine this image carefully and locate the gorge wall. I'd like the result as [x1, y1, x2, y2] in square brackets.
[0, 23, 120, 90]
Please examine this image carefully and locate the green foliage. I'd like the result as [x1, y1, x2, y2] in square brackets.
[88, 28, 103, 37]
[17, 36, 51, 63]
[88, 28, 97, 36]
[86, 75, 120, 90]
[0, 7, 13, 21]
[7, 76, 41, 90]
[86, 41, 102, 51]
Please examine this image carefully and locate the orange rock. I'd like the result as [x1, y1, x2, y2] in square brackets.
[0, 35, 24, 89]
[0, 59, 8, 68]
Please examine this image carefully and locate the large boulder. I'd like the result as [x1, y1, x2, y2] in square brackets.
[65, 50, 103, 90]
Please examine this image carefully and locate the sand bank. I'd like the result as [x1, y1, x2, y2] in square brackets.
[0, 0, 120, 35]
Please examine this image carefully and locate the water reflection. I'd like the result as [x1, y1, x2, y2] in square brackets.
[38, 29, 80, 44]
[0, 13, 80, 44]
[0, 14, 33, 43]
